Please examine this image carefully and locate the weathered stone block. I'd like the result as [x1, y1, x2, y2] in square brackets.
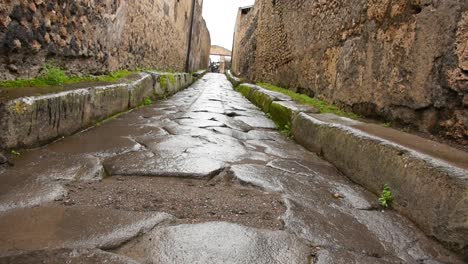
[226, 70, 241, 87]
[270, 101, 319, 130]
[237, 83, 291, 113]
[85, 83, 130, 124]
[235, 85, 253, 98]
[0, 90, 90, 149]
[128, 73, 154, 108]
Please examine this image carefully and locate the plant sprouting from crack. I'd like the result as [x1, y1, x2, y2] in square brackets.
[378, 184, 393, 208]
[280, 124, 292, 138]
[143, 97, 152, 106]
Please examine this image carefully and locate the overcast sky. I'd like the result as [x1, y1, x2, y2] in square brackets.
[202, 0, 255, 51]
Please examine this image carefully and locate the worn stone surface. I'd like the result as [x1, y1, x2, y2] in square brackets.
[0, 74, 463, 263]
[0, 152, 105, 212]
[0, 249, 140, 264]
[0, 206, 173, 255]
[232, 0, 468, 143]
[0, 0, 210, 80]
[117, 222, 310, 264]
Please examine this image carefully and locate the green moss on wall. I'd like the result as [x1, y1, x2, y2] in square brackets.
[270, 102, 293, 131]
[236, 85, 252, 98]
[250, 90, 273, 113]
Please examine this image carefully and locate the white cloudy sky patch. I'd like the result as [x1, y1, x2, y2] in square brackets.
[202, 0, 255, 51]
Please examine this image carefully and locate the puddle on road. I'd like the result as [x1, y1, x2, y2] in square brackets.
[57, 176, 285, 230]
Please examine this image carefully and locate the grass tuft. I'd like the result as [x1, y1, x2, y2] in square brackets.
[378, 184, 394, 208]
[0, 67, 136, 89]
[257, 83, 360, 120]
[143, 97, 152, 106]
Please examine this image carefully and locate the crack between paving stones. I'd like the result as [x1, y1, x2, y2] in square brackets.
[103, 215, 176, 253]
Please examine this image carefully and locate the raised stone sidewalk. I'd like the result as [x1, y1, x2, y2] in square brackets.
[0, 72, 201, 150]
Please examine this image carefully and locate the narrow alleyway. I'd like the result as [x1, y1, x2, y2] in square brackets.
[0, 74, 461, 263]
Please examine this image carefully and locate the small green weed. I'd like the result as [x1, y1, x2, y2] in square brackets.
[280, 124, 292, 138]
[143, 97, 152, 106]
[378, 184, 393, 208]
[94, 70, 134, 83]
[383, 122, 391, 128]
[40, 65, 67, 85]
[10, 150, 20, 156]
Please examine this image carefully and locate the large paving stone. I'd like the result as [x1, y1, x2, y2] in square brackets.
[0, 153, 104, 212]
[117, 222, 311, 264]
[103, 151, 225, 178]
[234, 116, 276, 129]
[0, 206, 173, 256]
[245, 139, 318, 160]
[179, 112, 253, 132]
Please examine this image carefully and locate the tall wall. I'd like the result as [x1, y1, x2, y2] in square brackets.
[0, 0, 210, 80]
[232, 0, 468, 143]
[187, 0, 210, 72]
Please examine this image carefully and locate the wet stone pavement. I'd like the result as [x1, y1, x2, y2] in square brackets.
[0, 73, 463, 263]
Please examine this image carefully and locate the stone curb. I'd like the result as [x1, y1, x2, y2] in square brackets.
[226, 70, 242, 87]
[192, 70, 208, 78]
[234, 83, 317, 128]
[234, 82, 468, 256]
[0, 72, 195, 150]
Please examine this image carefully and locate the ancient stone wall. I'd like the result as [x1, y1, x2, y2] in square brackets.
[232, 6, 257, 79]
[0, 0, 210, 79]
[232, 0, 468, 142]
[187, 0, 210, 72]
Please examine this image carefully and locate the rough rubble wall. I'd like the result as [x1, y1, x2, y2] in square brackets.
[232, 0, 468, 143]
[0, 0, 210, 80]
